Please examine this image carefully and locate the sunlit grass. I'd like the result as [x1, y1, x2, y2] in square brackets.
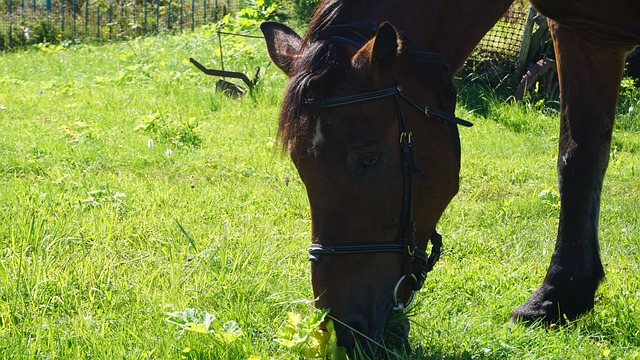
[0, 30, 639, 359]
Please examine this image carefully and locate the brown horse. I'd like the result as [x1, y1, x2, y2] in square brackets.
[261, 0, 640, 354]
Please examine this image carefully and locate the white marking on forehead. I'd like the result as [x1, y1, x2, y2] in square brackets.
[312, 119, 324, 151]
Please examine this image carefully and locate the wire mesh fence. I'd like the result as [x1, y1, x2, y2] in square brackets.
[471, 0, 529, 63]
[1, 0, 239, 49]
[462, 0, 534, 90]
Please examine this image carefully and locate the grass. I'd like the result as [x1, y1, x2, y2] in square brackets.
[0, 29, 639, 359]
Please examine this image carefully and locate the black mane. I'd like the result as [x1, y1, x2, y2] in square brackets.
[276, 0, 361, 152]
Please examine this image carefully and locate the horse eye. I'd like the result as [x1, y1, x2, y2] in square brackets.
[361, 154, 380, 167]
[352, 151, 384, 175]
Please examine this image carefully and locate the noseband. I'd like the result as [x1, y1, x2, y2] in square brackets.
[304, 22, 472, 310]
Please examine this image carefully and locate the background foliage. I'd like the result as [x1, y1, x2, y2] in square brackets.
[1, 0, 319, 50]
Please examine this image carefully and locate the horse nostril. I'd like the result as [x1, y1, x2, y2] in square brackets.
[335, 318, 370, 347]
[348, 319, 369, 336]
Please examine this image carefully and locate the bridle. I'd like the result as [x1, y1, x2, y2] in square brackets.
[303, 22, 472, 310]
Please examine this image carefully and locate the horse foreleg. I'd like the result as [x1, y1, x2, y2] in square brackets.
[511, 20, 628, 323]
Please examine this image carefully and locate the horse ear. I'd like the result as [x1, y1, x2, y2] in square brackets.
[370, 22, 400, 74]
[353, 22, 399, 76]
[261, 21, 303, 77]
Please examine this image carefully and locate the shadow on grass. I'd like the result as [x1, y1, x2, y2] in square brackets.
[455, 61, 560, 120]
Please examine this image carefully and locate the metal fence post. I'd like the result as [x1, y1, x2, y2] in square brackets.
[108, 4, 113, 38]
[143, 0, 147, 33]
[190, 0, 194, 31]
[167, 0, 171, 30]
[155, 0, 159, 33]
[120, 0, 125, 36]
[61, 0, 65, 35]
[73, 0, 77, 37]
[179, 0, 183, 32]
[8, 0, 12, 48]
[85, 0, 89, 36]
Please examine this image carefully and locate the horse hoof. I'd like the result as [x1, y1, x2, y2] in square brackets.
[510, 284, 596, 325]
[510, 284, 560, 324]
[509, 299, 560, 325]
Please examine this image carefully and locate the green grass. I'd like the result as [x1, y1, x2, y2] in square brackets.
[0, 30, 639, 359]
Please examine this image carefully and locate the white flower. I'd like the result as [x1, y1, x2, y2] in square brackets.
[147, 139, 153, 148]
[165, 148, 173, 156]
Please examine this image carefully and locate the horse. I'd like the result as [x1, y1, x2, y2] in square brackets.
[261, 0, 640, 354]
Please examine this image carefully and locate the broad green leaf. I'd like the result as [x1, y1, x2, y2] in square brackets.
[215, 321, 243, 343]
[185, 322, 212, 334]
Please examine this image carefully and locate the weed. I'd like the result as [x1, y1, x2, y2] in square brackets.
[135, 113, 202, 149]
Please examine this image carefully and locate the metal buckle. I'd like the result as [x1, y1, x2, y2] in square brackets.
[407, 245, 415, 256]
[393, 274, 418, 311]
[399, 132, 413, 145]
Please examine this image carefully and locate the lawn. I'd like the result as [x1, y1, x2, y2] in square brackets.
[0, 28, 638, 359]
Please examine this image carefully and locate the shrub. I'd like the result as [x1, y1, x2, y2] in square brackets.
[290, 0, 319, 22]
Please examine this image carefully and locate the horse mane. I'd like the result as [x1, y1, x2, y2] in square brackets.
[277, 0, 362, 153]
[304, 0, 360, 42]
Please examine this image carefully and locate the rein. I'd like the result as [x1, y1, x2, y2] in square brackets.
[304, 23, 472, 310]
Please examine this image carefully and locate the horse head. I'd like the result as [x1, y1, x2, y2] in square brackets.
[262, 20, 466, 353]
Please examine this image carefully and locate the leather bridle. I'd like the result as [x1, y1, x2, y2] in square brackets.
[303, 22, 472, 310]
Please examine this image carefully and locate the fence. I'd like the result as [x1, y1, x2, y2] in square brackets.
[463, 0, 539, 88]
[471, 0, 529, 63]
[1, 0, 239, 49]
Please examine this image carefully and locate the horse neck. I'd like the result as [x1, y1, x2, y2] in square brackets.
[350, 0, 516, 73]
